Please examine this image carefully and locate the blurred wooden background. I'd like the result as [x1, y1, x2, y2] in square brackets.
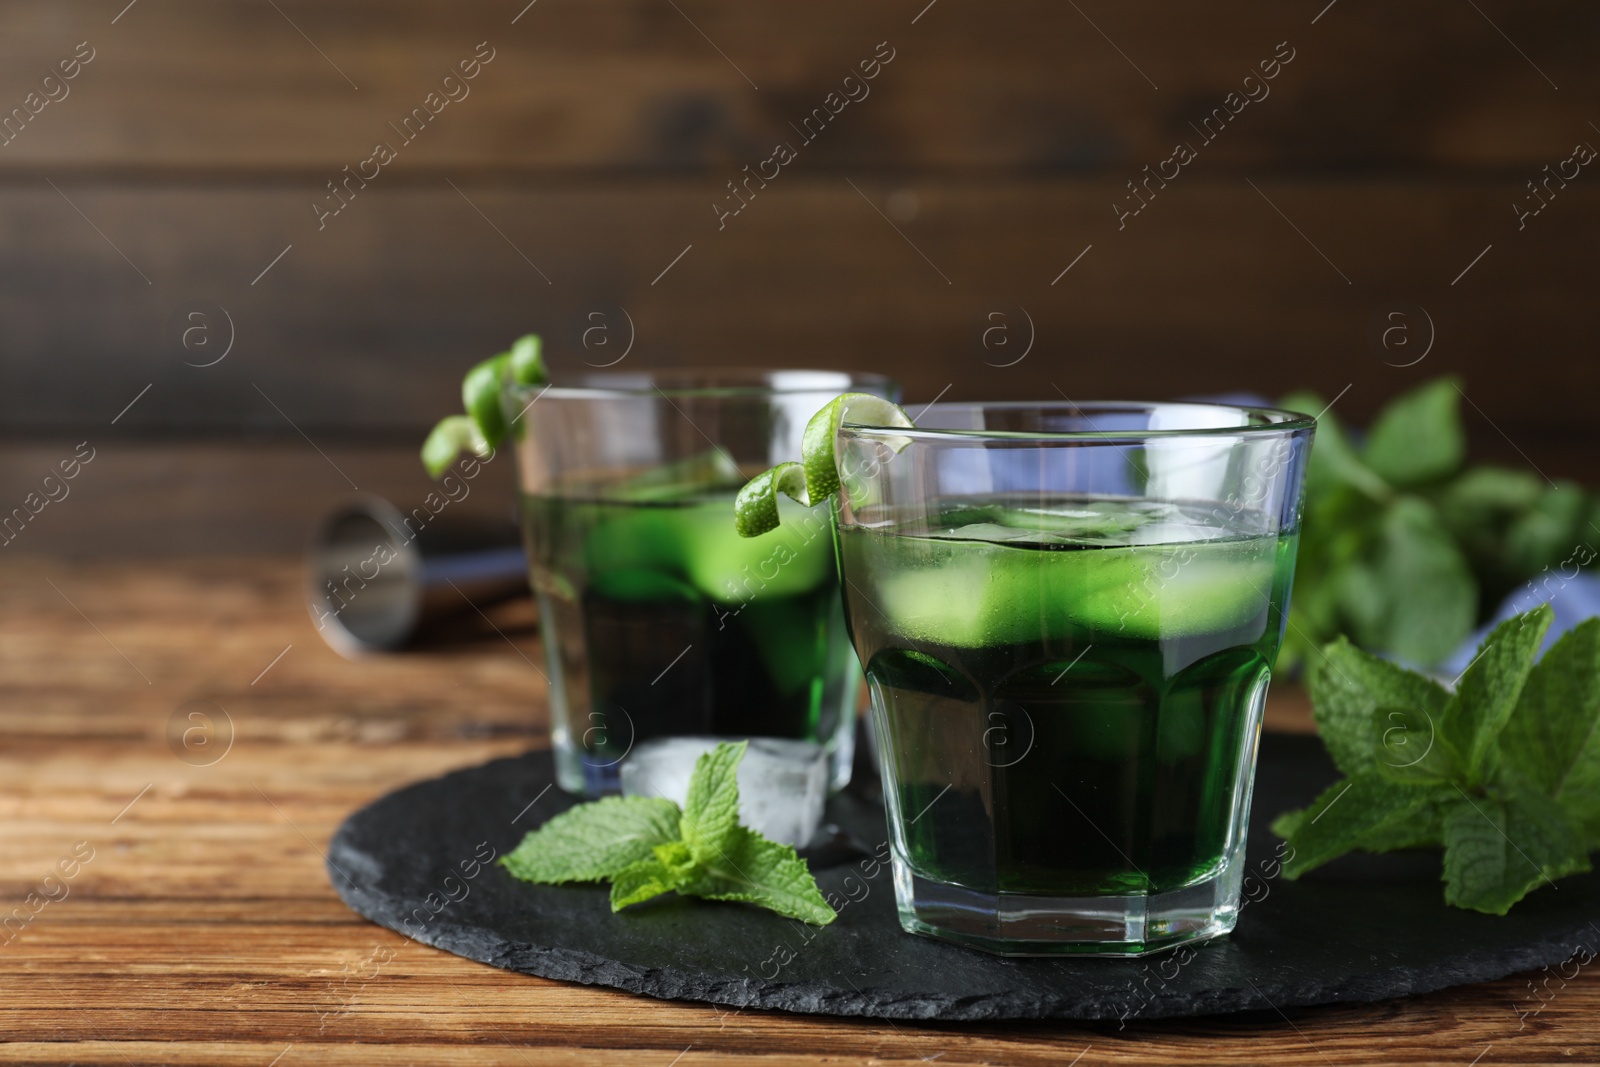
[1, 0, 1595, 553]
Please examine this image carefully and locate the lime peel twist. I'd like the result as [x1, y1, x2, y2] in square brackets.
[421, 334, 546, 478]
[733, 392, 914, 538]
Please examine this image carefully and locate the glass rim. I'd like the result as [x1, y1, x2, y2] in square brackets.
[505, 368, 896, 402]
[841, 400, 1317, 443]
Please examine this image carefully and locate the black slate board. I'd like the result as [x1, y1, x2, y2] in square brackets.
[327, 735, 1600, 1021]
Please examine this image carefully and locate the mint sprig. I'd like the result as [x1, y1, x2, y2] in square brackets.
[1275, 604, 1600, 914]
[1280, 376, 1598, 669]
[499, 742, 837, 925]
[421, 333, 546, 477]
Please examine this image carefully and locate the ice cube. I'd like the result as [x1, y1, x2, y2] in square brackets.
[620, 736, 828, 848]
[676, 495, 832, 604]
[871, 533, 1279, 647]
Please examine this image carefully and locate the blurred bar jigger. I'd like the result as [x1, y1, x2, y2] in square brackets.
[306, 494, 528, 656]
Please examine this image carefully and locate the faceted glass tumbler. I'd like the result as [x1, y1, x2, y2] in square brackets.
[833, 401, 1314, 955]
[504, 370, 897, 798]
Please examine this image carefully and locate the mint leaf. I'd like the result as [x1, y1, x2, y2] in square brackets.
[1360, 799, 1448, 851]
[679, 825, 837, 925]
[1442, 606, 1552, 778]
[500, 796, 680, 883]
[1278, 771, 1447, 879]
[1307, 635, 1451, 776]
[1440, 465, 1544, 516]
[1269, 808, 1305, 840]
[1437, 466, 1545, 561]
[1441, 785, 1591, 915]
[609, 857, 683, 911]
[1373, 704, 1461, 786]
[1498, 618, 1600, 841]
[1362, 376, 1465, 487]
[680, 741, 746, 864]
[1282, 392, 1390, 501]
[1507, 484, 1591, 576]
[1337, 498, 1476, 666]
[607, 842, 699, 912]
[1436, 466, 1552, 594]
[1272, 779, 1448, 852]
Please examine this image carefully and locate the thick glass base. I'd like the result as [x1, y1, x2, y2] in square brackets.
[891, 855, 1242, 957]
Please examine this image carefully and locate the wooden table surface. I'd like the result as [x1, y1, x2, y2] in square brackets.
[3, 558, 1595, 1066]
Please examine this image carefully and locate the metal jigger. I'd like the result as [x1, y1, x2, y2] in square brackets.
[305, 494, 528, 656]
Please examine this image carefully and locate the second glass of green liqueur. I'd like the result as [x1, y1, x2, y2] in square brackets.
[834, 401, 1314, 955]
[505, 370, 897, 797]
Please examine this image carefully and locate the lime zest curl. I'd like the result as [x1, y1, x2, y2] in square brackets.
[734, 392, 914, 538]
[733, 463, 809, 538]
[421, 415, 490, 480]
[421, 334, 546, 478]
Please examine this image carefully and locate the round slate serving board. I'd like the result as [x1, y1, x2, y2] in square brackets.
[327, 734, 1600, 1021]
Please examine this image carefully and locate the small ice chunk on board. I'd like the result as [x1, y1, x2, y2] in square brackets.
[620, 736, 827, 848]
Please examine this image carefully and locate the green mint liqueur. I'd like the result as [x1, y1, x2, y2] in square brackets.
[839, 495, 1297, 900]
[525, 471, 858, 795]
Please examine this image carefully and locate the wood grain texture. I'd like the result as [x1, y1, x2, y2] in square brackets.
[0, 0, 1596, 449]
[0, 557, 1593, 1065]
[0, 179, 1593, 441]
[0, 0, 1593, 174]
[0, 441, 521, 557]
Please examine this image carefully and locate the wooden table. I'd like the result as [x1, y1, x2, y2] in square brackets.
[3, 558, 1594, 1065]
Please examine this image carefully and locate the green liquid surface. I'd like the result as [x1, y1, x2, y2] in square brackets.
[839, 495, 1297, 897]
[526, 481, 856, 792]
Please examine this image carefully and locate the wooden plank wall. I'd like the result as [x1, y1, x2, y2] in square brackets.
[0, 1, 1595, 551]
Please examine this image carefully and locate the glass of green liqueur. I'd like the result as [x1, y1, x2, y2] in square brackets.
[834, 401, 1314, 955]
[505, 370, 897, 797]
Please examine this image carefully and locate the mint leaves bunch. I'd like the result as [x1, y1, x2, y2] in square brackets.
[421, 333, 547, 478]
[1281, 377, 1598, 669]
[1276, 604, 1600, 914]
[500, 742, 837, 925]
